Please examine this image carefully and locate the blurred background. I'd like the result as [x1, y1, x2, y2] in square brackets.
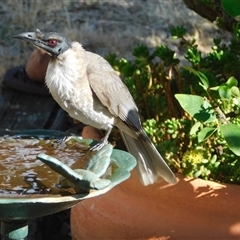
[0, 0, 230, 82]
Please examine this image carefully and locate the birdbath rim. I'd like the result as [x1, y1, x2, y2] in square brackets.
[0, 129, 136, 220]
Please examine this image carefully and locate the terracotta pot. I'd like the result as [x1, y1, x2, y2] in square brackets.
[81, 125, 103, 141]
[25, 49, 50, 81]
[71, 170, 240, 239]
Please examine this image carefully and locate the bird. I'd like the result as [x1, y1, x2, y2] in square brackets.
[12, 29, 177, 186]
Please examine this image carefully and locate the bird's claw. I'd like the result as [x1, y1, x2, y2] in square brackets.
[90, 138, 108, 151]
[54, 135, 83, 148]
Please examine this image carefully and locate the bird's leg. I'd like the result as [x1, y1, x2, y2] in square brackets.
[90, 126, 112, 151]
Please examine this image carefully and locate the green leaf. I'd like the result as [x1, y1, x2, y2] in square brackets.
[210, 86, 219, 91]
[201, 159, 209, 164]
[170, 26, 187, 39]
[237, 97, 240, 107]
[183, 66, 198, 75]
[183, 66, 209, 91]
[218, 85, 231, 99]
[197, 72, 210, 91]
[231, 86, 240, 97]
[190, 122, 201, 135]
[194, 170, 202, 178]
[214, 162, 220, 168]
[154, 45, 180, 66]
[220, 123, 240, 156]
[175, 94, 216, 123]
[210, 154, 217, 164]
[221, 0, 240, 20]
[197, 127, 217, 142]
[226, 77, 238, 88]
[132, 44, 149, 58]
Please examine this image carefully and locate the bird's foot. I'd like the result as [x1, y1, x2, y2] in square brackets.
[90, 138, 108, 151]
[53, 135, 71, 148]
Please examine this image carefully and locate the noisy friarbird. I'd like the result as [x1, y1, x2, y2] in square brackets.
[12, 29, 177, 185]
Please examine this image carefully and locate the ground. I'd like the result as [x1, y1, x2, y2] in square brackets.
[0, 0, 231, 81]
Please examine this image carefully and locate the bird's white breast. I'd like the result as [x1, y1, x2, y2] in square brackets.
[45, 43, 115, 130]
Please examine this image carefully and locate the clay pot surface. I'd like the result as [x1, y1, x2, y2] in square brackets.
[81, 126, 103, 141]
[71, 170, 240, 239]
[25, 49, 50, 81]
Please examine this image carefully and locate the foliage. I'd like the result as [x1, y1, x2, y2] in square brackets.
[106, 23, 240, 184]
[221, 0, 240, 21]
[199, 0, 240, 31]
[176, 72, 240, 182]
[202, 0, 240, 20]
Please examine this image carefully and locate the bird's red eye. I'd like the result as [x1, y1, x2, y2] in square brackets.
[48, 39, 57, 47]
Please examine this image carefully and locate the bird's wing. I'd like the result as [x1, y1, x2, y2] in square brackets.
[86, 53, 142, 132]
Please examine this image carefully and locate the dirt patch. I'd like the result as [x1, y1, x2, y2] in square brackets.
[0, 0, 231, 82]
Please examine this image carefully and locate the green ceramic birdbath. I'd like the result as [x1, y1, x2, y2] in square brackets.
[0, 129, 136, 240]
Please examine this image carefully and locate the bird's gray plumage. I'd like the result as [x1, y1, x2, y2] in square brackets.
[12, 29, 177, 185]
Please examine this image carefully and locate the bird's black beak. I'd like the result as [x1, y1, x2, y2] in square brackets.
[12, 29, 44, 46]
[12, 31, 38, 42]
[12, 29, 49, 54]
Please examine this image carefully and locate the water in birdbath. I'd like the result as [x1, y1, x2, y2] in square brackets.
[0, 132, 137, 239]
[0, 136, 96, 196]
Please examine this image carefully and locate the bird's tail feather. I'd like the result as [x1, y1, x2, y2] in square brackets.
[120, 131, 177, 186]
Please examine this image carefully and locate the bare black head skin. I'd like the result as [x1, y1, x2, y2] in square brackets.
[12, 29, 72, 57]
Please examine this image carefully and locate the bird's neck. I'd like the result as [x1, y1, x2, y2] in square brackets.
[45, 43, 86, 97]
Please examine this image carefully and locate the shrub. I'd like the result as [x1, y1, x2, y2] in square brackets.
[106, 22, 240, 184]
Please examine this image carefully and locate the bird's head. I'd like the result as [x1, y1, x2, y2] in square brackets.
[12, 29, 72, 57]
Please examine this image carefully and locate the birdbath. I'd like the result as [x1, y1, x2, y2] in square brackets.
[0, 129, 136, 240]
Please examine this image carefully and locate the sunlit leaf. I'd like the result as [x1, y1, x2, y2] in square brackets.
[218, 85, 231, 99]
[175, 94, 216, 123]
[231, 86, 240, 97]
[190, 122, 201, 135]
[226, 76, 238, 88]
[198, 127, 217, 142]
[220, 123, 240, 156]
